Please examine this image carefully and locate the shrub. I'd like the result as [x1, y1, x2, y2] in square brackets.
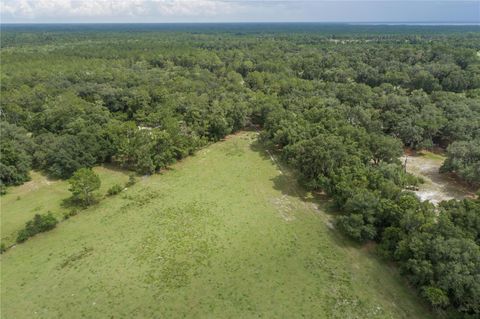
[63, 209, 79, 220]
[421, 286, 450, 309]
[16, 212, 58, 243]
[16, 229, 30, 243]
[125, 173, 137, 187]
[107, 184, 123, 196]
[0, 182, 6, 195]
[0, 243, 6, 254]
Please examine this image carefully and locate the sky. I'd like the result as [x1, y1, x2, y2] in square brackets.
[1, 0, 479, 24]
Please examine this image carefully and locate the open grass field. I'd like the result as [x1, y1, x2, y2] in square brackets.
[0, 167, 130, 246]
[0, 132, 435, 318]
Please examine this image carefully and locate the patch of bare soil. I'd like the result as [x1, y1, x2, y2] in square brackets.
[15, 174, 53, 193]
[270, 195, 296, 222]
[402, 154, 476, 204]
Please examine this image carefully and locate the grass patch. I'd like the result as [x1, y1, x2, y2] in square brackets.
[0, 166, 129, 246]
[418, 150, 445, 162]
[0, 132, 435, 318]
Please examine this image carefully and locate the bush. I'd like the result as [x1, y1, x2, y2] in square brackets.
[125, 173, 137, 187]
[0, 243, 6, 254]
[16, 212, 58, 243]
[107, 184, 123, 196]
[0, 182, 6, 195]
[16, 229, 30, 243]
[63, 209, 79, 220]
[421, 286, 450, 309]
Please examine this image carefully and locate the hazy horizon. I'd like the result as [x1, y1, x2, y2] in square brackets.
[1, 22, 479, 25]
[1, 0, 478, 24]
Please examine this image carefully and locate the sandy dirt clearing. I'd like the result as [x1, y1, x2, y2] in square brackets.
[402, 152, 476, 204]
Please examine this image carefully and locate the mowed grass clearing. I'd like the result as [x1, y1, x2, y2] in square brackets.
[1, 132, 435, 318]
[0, 167, 130, 246]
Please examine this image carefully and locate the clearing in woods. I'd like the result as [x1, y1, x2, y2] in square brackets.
[402, 151, 476, 204]
[0, 132, 435, 318]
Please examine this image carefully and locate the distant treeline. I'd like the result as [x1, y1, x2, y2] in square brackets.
[0, 27, 479, 316]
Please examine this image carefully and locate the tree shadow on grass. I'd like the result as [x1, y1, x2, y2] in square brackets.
[248, 137, 436, 315]
[249, 139, 336, 214]
[249, 140, 377, 255]
[100, 163, 130, 174]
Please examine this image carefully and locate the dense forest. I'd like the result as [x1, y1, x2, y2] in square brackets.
[1, 24, 479, 317]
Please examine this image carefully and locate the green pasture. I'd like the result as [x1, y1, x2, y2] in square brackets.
[1, 167, 129, 246]
[0, 132, 434, 318]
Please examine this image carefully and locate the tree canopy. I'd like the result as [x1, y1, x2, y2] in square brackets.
[1, 24, 479, 317]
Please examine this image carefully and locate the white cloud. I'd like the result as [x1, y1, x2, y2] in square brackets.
[1, 0, 477, 23]
[0, 0, 237, 21]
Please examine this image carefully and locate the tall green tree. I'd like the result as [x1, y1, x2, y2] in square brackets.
[68, 168, 101, 206]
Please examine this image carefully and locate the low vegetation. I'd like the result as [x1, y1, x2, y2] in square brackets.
[16, 212, 58, 243]
[0, 167, 129, 247]
[106, 184, 123, 196]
